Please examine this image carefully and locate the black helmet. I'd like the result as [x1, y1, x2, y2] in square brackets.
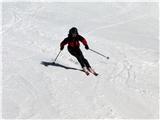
[69, 27, 78, 35]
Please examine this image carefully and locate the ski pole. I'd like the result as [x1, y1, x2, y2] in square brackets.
[53, 50, 61, 63]
[89, 48, 109, 59]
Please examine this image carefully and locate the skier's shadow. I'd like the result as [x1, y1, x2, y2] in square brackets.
[41, 61, 83, 72]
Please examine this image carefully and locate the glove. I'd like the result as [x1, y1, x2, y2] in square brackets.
[85, 45, 89, 50]
[60, 46, 64, 50]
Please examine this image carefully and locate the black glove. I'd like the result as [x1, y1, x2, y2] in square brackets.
[85, 45, 89, 50]
[60, 46, 64, 50]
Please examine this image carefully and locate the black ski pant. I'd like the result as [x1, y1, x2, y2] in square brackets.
[68, 47, 91, 68]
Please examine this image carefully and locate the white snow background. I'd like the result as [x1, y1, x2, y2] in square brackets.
[2, 2, 159, 119]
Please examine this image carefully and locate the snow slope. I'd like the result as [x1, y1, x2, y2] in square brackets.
[2, 2, 159, 119]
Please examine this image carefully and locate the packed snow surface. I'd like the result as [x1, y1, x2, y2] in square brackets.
[2, 2, 159, 119]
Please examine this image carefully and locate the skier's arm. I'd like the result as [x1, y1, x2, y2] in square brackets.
[60, 38, 68, 50]
[79, 35, 89, 50]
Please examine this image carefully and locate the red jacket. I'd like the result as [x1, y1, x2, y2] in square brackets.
[60, 35, 88, 48]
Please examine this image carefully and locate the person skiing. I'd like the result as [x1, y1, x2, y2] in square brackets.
[60, 27, 98, 75]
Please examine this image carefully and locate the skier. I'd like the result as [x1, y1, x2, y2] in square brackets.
[60, 27, 98, 76]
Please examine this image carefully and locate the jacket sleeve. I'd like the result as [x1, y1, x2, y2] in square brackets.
[60, 38, 68, 48]
[79, 35, 88, 46]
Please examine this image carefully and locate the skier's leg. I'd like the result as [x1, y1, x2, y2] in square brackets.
[68, 47, 85, 68]
[74, 48, 91, 68]
[76, 55, 85, 68]
[67, 47, 90, 75]
[68, 47, 91, 69]
[78, 50, 98, 75]
[83, 58, 91, 68]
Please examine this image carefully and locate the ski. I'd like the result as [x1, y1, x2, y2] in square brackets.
[87, 67, 98, 76]
[82, 67, 90, 76]
[83, 70, 90, 76]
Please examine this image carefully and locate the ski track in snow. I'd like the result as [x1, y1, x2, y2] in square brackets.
[2, 2, 159, 119]
[85, 14, 150, 35]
